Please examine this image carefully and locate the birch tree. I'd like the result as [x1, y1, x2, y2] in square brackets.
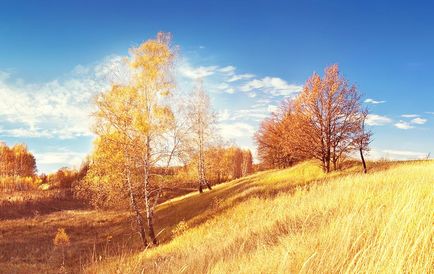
[81, 32, 176, 247]
[188, 80, 215, 193]
[91, 84, 148, 247]
[129, 32, 175, 245]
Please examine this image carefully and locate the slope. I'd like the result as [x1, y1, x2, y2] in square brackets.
[86, 160, 434, 273]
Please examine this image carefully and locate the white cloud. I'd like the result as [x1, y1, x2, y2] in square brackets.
[241, 77, 302, 96]
[0, 127, 52, 138]
[177, 58, 299, 101]
[0, 56, 124, 139]
[364, 98, 386, 104]
[410, 117, 427, 124]
[241, 79, 263, 91]
[229, 107, 271, 121]
[382, 149, 429, 159]
[225, 88, 235, 94]
[218, 109, 231, 121]
[218, 122, 255, 139]
[247, 92, 257, 98]
[394, 120, 413, 130]
[216, 83, 235, 94]
[267, 104, 278, 113]
[401, 114, 419, 118]
[365, 114, 392, 126]
[178, 63, 218, 79]
[218, 66, 236, 74]
[367, 148, 430, 160]
[227, 73, 255, 82]
[35, 150, 86, 169]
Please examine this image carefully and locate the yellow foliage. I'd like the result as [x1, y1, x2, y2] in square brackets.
[0, 176, 41, 191]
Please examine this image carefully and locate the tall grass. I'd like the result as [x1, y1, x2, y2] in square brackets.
[86, 161, 434, 273]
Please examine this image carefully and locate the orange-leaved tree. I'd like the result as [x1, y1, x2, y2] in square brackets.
[294, 64, 368, 172]
[255, 65, 371, 173]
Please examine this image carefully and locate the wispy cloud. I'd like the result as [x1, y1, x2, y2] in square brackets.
[0, 127, 52, 138]
[227, 74, 255, 82]
[0, 56, 126, 139]
[218, 122, 255, 139]
[0, 56, 130, 173]
[240, 77, 302, 96]
[178, 64, 218, 79]
[382, 149, 429, 159]
[221, 105, 281, 122]
[217, 109, 231, 121]
[34, 150, 87, 168]
[364, 98, 386, 104]
[394, 120, 413, 130]
[401, 114, 419, 118]
[218, 66, 236, 74]
[410, 117, 427, 125]
[365, 114, 392, 126]
[368, 148, 431, 160]
[176, 58, 301, 102]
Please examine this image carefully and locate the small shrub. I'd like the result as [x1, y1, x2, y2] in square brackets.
[53, 228, 71, 267]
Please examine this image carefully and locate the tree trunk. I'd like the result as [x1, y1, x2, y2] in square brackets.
[360, 147, 367, 174]
[326, 145, 331, 173]
[195, 107, 212, 193]
[146, 199, 158, 245]
[143, 135, 158, 245]
[324, 155, 330, 173]
[321, 156, 327, 172]
[125, 156, 147, 248]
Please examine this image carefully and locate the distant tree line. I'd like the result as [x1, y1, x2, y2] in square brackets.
[0, 142, 37, 177]
[0, 141, 90, 192]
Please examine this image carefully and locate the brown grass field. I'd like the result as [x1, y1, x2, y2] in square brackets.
[0, 160, 433, 273]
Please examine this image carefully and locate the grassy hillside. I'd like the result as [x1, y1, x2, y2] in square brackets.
[84, 160, 434, 273]
[1, 160, 432, 273]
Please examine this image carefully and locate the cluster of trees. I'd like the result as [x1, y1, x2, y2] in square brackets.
[255, 65, 371, 173]
[201, 147, 253, 182]
[75, 33, 252, 247]
[175, 147, 253, 186]
[0, 143, 39, 191]
[0, 141, 89, 191]
[41, 164, 88, 189]
[0, 143, 37, 177]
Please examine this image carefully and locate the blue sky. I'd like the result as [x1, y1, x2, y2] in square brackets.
[0, 0, 433, 173]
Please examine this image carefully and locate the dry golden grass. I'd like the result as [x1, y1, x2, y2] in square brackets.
[85, 160, 434, 274]
[1, 160, 432, 273]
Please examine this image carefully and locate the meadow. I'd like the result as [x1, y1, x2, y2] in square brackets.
[1, 160, 432, 273]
